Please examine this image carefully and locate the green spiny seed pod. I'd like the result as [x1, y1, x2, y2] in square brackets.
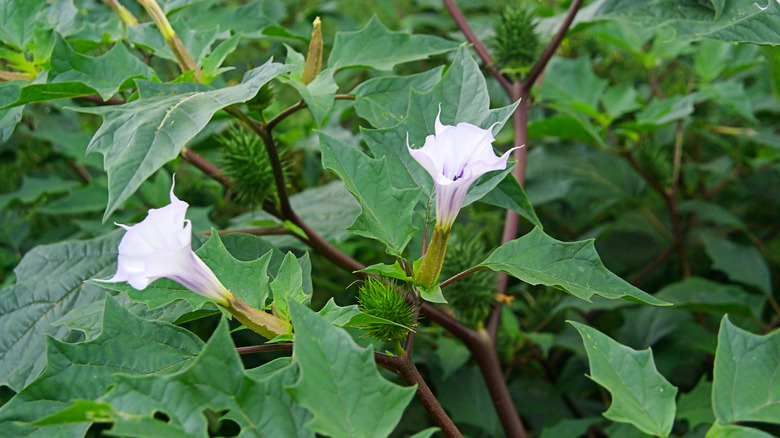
[440, 235, 496, 327]
[246, 82, 274, 115]
[218, 125, 283, 207]
[490, 3, 541, 80]
[358, 278, 417, 342]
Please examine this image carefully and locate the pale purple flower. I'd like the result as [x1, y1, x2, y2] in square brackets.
[100, 179, 231, 306]
[407, 107, 520, 230]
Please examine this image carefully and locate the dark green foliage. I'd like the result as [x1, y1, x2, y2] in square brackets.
[490, 4, 540, 79]
[441, 234, 496, 327]
[357, 278, 416, 342]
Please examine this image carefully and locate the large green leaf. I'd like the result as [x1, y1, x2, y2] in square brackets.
[700, 234, 772, 294]
[479, 228, 668, 306]
[7, 37, 155, 105]
[570, 321, 677, 437]
[353, 66, 443, 129]
[0, 296, 204, 436]
[0, 0, 46, 49]
[654, 277, 764, 318]
[75, 60, 293, 220]
[712, 316, 780, 425]
[286, 301, 416, 438]
[47, 320, 313, 437]
[594, 0, 780, 45]
[319, 131, 421, 256]
[97, 232, 273, 314]
[282, 45, 339, 126]
[0, 231, 121, 391]
[677, 378, 714, 431]
[361, 47, 539, 228]
[705, 423, 776, 438]
[328, 16, 458, 70]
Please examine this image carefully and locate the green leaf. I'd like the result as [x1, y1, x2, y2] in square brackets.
[328, 16, 458, 70]
[479, 172, 542, 228]
[705, 423, 776, 438]
[359, 262, 413, 282]
[362, 47, 539, 228]
[287, 301, 416, 438]
[282, 45, 339, 126]
[353, 66, 443, 129]
[409, 428, 441, 438]
[677, 378, 714, 430]
[420, 285, 447, 304]
[0, 175, 79, 209]
[319, 131, 421, 256]
[700, 234, 772, 293]
[7, 37, 155, 105]
[712, 316, 780, 425]
[538, 57, 608, 109]
[0, 231, 121, 391]
[633, 95, 696, 128]
[97, 232, 274, 313]
[570, 321, 677, 437]
[654, 277, 764, 318]
[594, 0, 780, 46]
[271, 252, 311, 321]
[0, 81, 23, 142]
[201, 33, 241, 81]
[74, 60, 292, 220]
[539, 418, 604, 438]
[288, 68, 338, 126]
[65, 319, 312, 437]
[0, 0, 46, 49]
[0, 296, 204, 435]
[479, 228, 668, 306]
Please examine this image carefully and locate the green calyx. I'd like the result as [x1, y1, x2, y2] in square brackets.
[440, 235, 496, 327]
[218, 125, 286, 207]
[358, 278, 417, 342]
[490, 4, 541, 80]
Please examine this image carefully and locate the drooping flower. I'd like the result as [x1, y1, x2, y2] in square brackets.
[100, 179, 231, 307]
[407, 106, 519, 231]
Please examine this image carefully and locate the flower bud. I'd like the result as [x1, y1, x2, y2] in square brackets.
[302, 17, 323, 85]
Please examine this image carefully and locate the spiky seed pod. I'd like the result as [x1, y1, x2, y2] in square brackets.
[218, 125, 283, 207]
[246, 82, 274, 116]
[490, 4, 541, 80]
[635, 140, 672, 187]
[357, 278, 417, 342]
[440, 235, 496, 327]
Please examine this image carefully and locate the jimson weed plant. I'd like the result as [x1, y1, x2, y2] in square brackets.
[1, 1, 779, 437]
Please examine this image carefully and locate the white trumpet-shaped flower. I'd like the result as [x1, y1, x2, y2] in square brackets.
[101, 180, 231, 307]
[407, 106, 519, 230]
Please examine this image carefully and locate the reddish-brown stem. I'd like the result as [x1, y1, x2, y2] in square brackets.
[440, 266, 486, 289]
[237, 343, 292, 355]
[204, 227, 292, 237]
[622, 152, 691, 277]
[629, 244, 676, 286]
[226, 107, 294, 218]
[180, 147, 232, 187]
[265, 94, 356, 131]
[522, 0, 584, 93]
[375, 352, 463, 438]
[76, 95, 126, 105]
[441, 0, 513, 95]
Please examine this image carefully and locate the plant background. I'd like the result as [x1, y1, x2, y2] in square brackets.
[0, 0, 779, 437]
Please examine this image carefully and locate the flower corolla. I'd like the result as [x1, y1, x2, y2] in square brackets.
[407, 106, 519, 230]
[101, 180, 231, 307]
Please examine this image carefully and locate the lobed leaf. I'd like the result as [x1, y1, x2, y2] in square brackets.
[571, 321, 677, 437]
[479, 228, 669, 306]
